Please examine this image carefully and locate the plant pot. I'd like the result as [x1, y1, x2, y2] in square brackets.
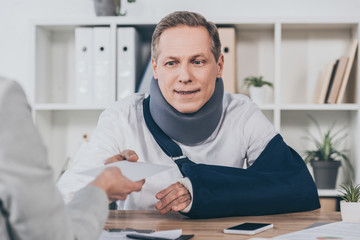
[340, 201, 360, 222]
[94, 0, 118, 16]
[249, 86, 265, 105]
[310, 160, 340, 189]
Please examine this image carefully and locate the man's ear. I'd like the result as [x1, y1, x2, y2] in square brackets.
[151, 58, 158, 79]
[216, 54, 224, 78]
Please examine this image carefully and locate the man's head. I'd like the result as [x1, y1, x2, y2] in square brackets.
[151, 11, 221, 63]
[151, 11, 224, 113]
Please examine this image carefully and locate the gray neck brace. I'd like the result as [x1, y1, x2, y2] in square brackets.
[149, 77, 224, 145]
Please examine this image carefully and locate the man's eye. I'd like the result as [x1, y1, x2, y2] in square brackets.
[193, 60, 203, 65]
[165, 61, 176, 66]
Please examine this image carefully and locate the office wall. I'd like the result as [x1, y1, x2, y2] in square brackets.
[0, 0, 359, 94]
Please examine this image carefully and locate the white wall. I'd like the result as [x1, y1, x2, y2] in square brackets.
[1, 0, 360, 94]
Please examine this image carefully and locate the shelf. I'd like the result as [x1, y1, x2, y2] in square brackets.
[236, 24, 274, 101]
[258, 104, 276, 110]
[280, 110, 356, 177]
[255, 104, 359, 110]
[282, 23, 358, 30]
[35, 110, 103, 179]
[280, 24, 357, 104]
[279, 104, 359, 111]
[35, 104, 108, 111]
[33, 18, 360, 27]
[31, 18, 160, 26]
[30, 18, 360, 184]
[318, 189, 341, 197]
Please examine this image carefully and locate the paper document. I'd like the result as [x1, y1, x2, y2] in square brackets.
[274, 221, 360, 240]
[80, 161, 172, 181]
[99, 229, 182, 240]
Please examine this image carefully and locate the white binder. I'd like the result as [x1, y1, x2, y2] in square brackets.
[117, 27, 140, 99]
[93, 27, 113, 105]
[75, 28, 93, 105]
[137, 57, 153, 94]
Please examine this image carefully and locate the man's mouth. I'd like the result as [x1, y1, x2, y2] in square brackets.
[174, 89, 200, 95]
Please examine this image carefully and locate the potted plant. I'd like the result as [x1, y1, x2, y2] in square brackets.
[303, 115, 354, 189]
[94, 0, 136, 16]
[243, 76, 273, 104]
[338, 182, 360, 222]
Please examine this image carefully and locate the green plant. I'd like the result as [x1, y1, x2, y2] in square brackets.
[243, 76, 273, 88]
[303, 115, 354, 181]
[338, 182, 360, 202]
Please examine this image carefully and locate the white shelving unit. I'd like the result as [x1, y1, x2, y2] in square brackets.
[318, 189, 341, 197]
[30, 18, 360, 190]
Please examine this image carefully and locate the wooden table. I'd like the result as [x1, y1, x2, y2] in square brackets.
[105, 210, 341, 239]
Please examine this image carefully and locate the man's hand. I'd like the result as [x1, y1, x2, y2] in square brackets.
[92, 149, 143, 201]
[155, 182, 191, 214]
[105, 149, 138, 164]
[90, 167, 145, 201]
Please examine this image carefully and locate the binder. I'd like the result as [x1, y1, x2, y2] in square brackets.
[336, 39, 358, 103]
[75, 28, 93, 105]
[327, 56, 348, 104]
[313, 62, 334, 104]
[136, 57, 153, 94]
[218, 27, 236, 93]
[117, 27, 140, 99]
[93, 27, 114, 105]
[325, 60, 339, 103]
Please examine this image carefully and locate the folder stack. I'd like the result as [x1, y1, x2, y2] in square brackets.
[312, 39, 358, 104]
[75, 27, 115, 106]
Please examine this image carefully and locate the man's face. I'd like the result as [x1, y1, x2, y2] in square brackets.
[152, 26, 224, 113]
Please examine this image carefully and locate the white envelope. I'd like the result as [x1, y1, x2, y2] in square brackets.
[79, 161, 172, 181]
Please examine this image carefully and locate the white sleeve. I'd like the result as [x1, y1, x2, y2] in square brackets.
[242, 102, 277, 166]
[177, 177, 193, 213]
[57, 106, 126, 202]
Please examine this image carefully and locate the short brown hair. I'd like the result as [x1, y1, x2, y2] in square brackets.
[151, 11, 221, 62]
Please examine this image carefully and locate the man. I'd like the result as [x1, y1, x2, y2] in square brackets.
[58, 11, 320, 218]
[0, 78, 144, 239]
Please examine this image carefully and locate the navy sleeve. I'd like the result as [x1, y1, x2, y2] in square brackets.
[180, 134, 320, 219]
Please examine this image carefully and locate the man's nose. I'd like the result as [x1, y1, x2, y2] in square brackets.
[178, 63, 192, 84]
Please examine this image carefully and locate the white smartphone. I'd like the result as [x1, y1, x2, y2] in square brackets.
[223, 222, 273, 235]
